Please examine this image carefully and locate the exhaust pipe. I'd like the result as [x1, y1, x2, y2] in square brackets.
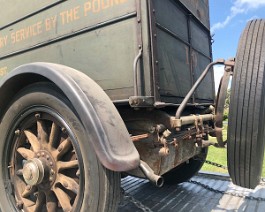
[139, 160, 164, 187]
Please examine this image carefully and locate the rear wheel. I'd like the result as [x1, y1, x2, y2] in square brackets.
[228, 19, 265, 189]
[163, 148, 207, 184]
[0, 83, 120, 211]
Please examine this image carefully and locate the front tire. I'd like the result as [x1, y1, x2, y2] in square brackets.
[0, 83, 120, 212]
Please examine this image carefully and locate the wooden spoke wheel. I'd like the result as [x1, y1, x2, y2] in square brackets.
[12, 110, 81, 212]
[0, 83, 120, 212]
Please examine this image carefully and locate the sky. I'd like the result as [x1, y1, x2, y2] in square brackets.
[209, 0, 265, 91]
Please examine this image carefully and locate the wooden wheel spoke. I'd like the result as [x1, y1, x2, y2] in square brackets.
[22, 198, 35, 209]
[53, 187, 72, 211]
[22, 186, 37, 198]
[37, 120, 48, 145]
[25, 192, 45, 212]
[56, 137, 72, 159]
[57, 174, 79, 194]
[49, 122, 60, 149]
[24, 130, 40, 152]
[57, 160, 78, 171]
[17, 147, 35, 160]
[46, 191, 58, 212]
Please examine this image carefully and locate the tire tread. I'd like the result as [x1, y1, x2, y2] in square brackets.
[228, 19, 265, 188]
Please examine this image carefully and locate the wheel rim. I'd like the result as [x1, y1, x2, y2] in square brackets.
[6, 107, 83, 212]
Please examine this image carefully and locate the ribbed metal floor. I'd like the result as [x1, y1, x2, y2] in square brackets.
[118, 173, 265, 212]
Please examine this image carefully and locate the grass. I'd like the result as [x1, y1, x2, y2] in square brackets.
[201, 124, 265, 177]
[201, 146, 228, 174]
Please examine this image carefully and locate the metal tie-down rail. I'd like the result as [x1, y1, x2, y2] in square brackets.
[120, 160, 265, 212]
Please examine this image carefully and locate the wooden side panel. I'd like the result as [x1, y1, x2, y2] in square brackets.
[0, 0, 60, 27]
[153, 0, 214, 103]
[179, 0, 210, 29]
[0, 0, 139, 101]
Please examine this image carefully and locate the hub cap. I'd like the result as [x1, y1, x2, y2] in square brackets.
[22, 158, 45, 186]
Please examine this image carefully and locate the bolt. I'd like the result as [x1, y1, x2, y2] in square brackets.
[61, 127, 67, 133]
[35, 113, 41, 119]
[49, 177, 53, 182]
[37, 153, 40, 158]
[46, 155, 50, 160]
[50, 162, 53, 167]
[41, 152, 45, 157]
[15, 129, 20, 135]
[50, 169, 55, 175]
[175, 127, 181, 132]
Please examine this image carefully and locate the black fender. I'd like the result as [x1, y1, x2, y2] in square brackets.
[0, 63, 140, 172]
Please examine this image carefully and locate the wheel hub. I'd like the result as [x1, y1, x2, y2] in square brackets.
[22, 158, 45, 186]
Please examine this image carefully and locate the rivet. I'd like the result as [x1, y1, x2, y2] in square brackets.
[49, 177, 53, 182]
[37, 153, 40, 158]
[46, 155, 50, 160]
[50, 169, 55, 175]
[15, 129, 20, 135]
[61, 127, 66, 133]
[35, 113, 41, 119]
[50, 162, 53, 167]
[41, 152, 45, 157]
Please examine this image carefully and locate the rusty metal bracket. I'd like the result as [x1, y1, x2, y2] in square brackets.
[215, 58, 234, 147]
[170, 114, 215, 129]
[129, 96, 155, 107]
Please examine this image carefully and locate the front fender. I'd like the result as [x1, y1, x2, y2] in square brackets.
[0, 63, 140, 171]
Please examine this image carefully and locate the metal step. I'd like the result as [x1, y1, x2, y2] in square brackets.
[118, 173, 265, 212]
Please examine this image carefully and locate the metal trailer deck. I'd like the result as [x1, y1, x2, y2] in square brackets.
[118, 173, 265, 212]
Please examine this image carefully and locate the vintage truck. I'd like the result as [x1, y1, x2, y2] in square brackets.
[0, 0, 264, 211]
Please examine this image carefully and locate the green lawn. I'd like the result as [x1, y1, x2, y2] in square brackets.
[201, 125, 265, 176]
